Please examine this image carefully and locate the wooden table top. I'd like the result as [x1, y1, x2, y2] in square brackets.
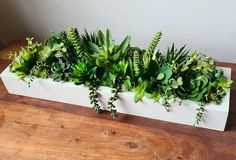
[0, 42, 236, 160]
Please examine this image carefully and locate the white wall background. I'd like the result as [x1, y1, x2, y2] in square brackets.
[0, 0, 236, 63]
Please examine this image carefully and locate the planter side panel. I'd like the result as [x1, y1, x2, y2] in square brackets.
[0, 66, 231, 131]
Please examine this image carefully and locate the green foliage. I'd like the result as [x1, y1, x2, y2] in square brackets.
[50, 60, 67, 81]
[108, 85, 121, 118]
[166, 44, 189, 65]
[177, 72, 211, 102]
[194, 103, 205, 126]
[10, 37, 42, 79]
[46, 31, 77, 62]
[88, 29, 130, 67]
[9, 27, 233, 124]
[89, 83, 102, 113]
[30, 61, 49, 78]
[133, 51, 141, 77]
[143, 32, 162, 69]
[44, 31, 79, 82]
[133, 78, 149, 103]
[70, 59, 96, 85]
[67, 27, 82, 57]
[158, 66, 172, 84]
[171, 77, 183, 89]
[37, 43, 67, 62]
[207, 68, 233, 104]
[80, 29, 100, 55]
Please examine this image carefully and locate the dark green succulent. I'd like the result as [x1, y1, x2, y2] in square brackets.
[50, 60, 69, 81]
[80, 29, 100, 54]
[70, 59, 96, 85]
[207, 68, 233, 104]
[176, 71, 212, 102]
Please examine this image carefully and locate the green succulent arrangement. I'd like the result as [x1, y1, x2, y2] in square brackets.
[9, 27, 233, 125]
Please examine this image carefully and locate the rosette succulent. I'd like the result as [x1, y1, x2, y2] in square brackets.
[176, 71, 212, 102]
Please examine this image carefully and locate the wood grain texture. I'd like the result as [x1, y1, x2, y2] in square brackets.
[0, 41, 26, 60]
[0, 42, 236, 160]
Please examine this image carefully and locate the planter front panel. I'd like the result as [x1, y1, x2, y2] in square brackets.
[0, 66, 231, 131]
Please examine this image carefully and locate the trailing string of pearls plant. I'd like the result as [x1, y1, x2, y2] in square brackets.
[9, 27, 233, 125]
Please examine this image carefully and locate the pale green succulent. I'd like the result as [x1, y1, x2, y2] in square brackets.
[171, 77, 183, 89]
[157, 65, 172, 84]
[10, 37, 41, 79]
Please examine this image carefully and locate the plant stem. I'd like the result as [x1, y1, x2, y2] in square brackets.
[193, 103, 205, 126]
[108, 84, 121, 118]
[89, 83, 102, 113]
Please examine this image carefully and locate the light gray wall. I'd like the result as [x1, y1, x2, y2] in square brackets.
[0, 0, 236, 63]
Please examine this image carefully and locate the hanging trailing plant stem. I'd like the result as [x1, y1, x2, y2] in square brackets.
[107, 84, 122, 119]
[194, 103, 206, 126]
[89, 82, 102, 113]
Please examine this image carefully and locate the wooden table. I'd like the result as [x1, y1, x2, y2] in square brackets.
[0, 42, 236, 160]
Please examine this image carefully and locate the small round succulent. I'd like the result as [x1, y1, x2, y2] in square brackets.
[176, 72, 212, 102]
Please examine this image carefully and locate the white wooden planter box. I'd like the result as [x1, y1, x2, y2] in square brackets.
[0, 65, 231, 131]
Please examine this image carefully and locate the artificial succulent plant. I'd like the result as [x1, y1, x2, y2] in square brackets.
[9, 27, 233, 125]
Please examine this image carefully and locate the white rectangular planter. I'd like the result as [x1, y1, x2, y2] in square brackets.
[0, 65, 231, 131]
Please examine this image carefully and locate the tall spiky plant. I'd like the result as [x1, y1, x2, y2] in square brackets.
[133, 50, 141, 77]
[67, 27, 83, 58]
[142, 32, 162, 69]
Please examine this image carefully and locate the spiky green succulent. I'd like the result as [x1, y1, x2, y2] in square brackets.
[143, 32, 162, 69]
[133, 50, 141, 77]
[88, 29, 131, 67]
[70, 59, 96, 85]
